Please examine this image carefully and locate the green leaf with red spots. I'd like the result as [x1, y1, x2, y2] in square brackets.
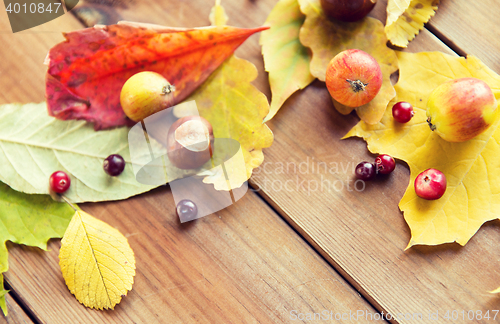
[45, 22, 267, 130]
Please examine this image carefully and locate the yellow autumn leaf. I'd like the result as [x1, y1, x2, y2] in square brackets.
[181, 1, 273, 191]
[385, 0, 439, 47]
[59, 210, 135, 310]
[209, 0, 228, 26]
[260, 0, 315, 122]
[345, 51, 500, 248]
[298, 0, 398, 124]
[188, 55, 274, 190]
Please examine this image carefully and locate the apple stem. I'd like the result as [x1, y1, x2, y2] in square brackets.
[346, 79, 368, 93]
[427, 117, 437, 131]
[162, 84, 176, 95]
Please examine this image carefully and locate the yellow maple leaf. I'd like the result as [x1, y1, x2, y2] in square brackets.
[260, 0, 315, 122]
[385, 0, 440, 48]
[345, 51, 500, 248]
[298, 0, 398, 125]
[59, 210, 135, 310]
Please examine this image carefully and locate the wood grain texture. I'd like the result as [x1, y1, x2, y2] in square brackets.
[428, 0, 500, 72]
[0, 294, 33, 324]
[0, 3, 83, 104]
[249, 2, 500, 324]
[71, 1, 500, 323]
[2, 0, 500, 323]
[6, 188, 379, 323]
[0, 3, 380, 323]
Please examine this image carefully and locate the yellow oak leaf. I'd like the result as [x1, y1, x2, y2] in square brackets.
[181, 1, 273, 191]
[385, 0, 439, 48]
[345, 51, 500, 248]
[298, 0, 398, 124]
[59, 210, 135, 310]
[260, 0, 315, 122]
[187, 55, 274, 190]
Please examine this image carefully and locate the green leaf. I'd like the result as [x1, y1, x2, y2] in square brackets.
[260, 0, 315, 122]
[0, 182, 74, 315]
[0, 275, 7, 315]
[0, 103, 171, 203]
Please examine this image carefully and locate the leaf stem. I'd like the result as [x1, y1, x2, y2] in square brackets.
[60, 195, 78, 211]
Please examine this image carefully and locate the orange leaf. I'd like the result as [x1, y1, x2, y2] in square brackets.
[45, 22, 267, 129]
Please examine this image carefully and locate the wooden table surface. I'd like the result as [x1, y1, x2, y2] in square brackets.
[1, 0, 500, 323]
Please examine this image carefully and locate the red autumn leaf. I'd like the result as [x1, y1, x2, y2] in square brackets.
[45, 21, 268, 129]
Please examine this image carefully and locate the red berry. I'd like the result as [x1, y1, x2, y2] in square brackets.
[392, 101, 414, 123]
[103, 154, 126, 176]
[176, 199, 198, 220]
[49, 171, 71, 194]
[414, 168, 447, 200]
[375, 154, 396, 175]
[355, 162, 376, 181]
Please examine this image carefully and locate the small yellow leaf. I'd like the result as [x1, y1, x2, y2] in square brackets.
[298, 0, 398, 124]
[490, 287, 500, 294]
[59, 211, 135, 310]
[345, 51, 500, 248]
[260, 0, 315, 122]
[209, 0, 228, 26]
[385, 0, 440, 48]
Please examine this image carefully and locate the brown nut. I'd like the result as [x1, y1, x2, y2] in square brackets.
[167, 116, 214, 169]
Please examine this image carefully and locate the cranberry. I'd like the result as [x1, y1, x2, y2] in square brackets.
[176, 199, 198, 220]
[355, 162, 377, 181]
[414, 168, 447, 200]
[49, 171, 71, 194]
[103, 154, 126, 176]
[375, 154, 396, 175]
[392, 101, 414, 123]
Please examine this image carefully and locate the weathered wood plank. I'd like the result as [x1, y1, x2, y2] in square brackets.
[0, 3, 380, 323]
[68, 0, 500, 323]
[3, 0, 500, 323]
[428, 0, 500, 72]
[0, 5, 83, 103]
[0, 294, 34, 324]
[69, 1, 500, 323]
[6, 187, 380, 323]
